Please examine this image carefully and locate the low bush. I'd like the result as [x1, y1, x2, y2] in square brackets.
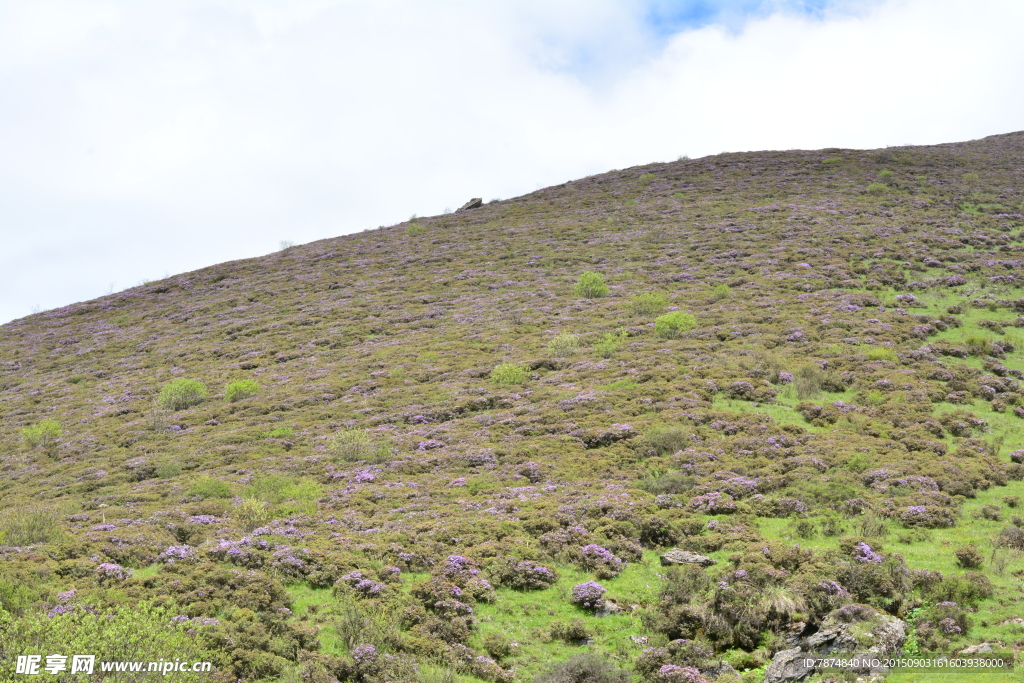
[534, 654, 630, 683]
[20, 420, 62, 456]
[489, 557, 558, 590]
[188, 477, 232, 499]
[577, 545, 626, 579]
[328, 429, 390, 463]
[491, 363, 529, 385]
[235, 497, 271, 532]
[548, 333, 581, 357]
[631, 292, 668, 315]
[954, 544, 983, 569]
[654, 312, 696, 339]
[225, 379, 259, 402]
[570, 581, 607, 610]
[158, 379, 208, 411]
[547, 619, 592, 643]
[712, 284, 730, 300]
[866, 182, 888, 195]
[0, 604, 218, 680]
[594, 330, 628, 358]
[155, 462, 182, 478]
[1, 507, 64, 546]
[574, 271, 609, 299]
[864, 346, 898, 361]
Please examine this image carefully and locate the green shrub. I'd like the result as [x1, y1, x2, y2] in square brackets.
[548, 619, 592, 643]
[955, 544, 983, 569]
[712, 284, 731, 300]
[574, 271, 609, 299]
[548, 332, 580, 358]
[225, 379, 259, 402]
[157, 378, 208, 410]
[483, 632, 516, 661]
[630, 292, 667, 315]
[20, 420, 62, 455]
[866, 182, 888, 196]
[879, 170, 894, 179]
[406, 224, 425, 237]
[329, 429, 390, 463]
[864, 346, 897, 361]
[643, 426, 689, 456]
[261, 427, 294, 439]
[0, 603, 217, 678]
[654, 311, 696, 339]
[491, 363, 529, 385]
[822, 157, 842, 164]
[594, 330, 628, 358]
[188, 477, 232, 499]
[235, 497, 271, 531]
[1, 507, 64, 546]
[244, 475, 322, 506]
[962, 172, 979, 183]
[155, 462, 182, 478]
[0, 577, 37, 615]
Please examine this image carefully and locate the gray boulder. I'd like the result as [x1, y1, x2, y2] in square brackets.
[764, 604, 906, 683]
[660, 548, 717, 567]
[457, 198, 483, 211]
[959, 643, 993, 655]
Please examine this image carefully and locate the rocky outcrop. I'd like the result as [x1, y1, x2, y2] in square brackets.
[764, 604, 906, 683]
[660, 548, 717, 567]
[457, 198, 483, 211]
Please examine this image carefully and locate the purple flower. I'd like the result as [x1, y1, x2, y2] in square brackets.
[570, 581, 606, 610]
[351, 645, 378, 666]
[188, 515, 219, 524]
[160, 545, 193, 563]
[852, 542, 883, 563]
[95, 562, 130, 581]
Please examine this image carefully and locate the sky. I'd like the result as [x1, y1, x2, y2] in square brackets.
[2, 0, 1023, 325]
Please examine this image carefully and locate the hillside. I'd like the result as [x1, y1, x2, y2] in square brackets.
[2, 132, 1024, 683]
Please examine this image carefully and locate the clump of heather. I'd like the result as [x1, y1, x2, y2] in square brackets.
[489, 557, 558, 590]
[577, 544, 626, 579]
[571, 581, 606, 610]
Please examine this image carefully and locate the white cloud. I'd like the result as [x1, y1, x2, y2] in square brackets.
[1, 0, 1022, 323]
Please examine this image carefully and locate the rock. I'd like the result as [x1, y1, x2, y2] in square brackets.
[595, 599, 624, 617]
[457, 198, 483, 211]
[660, 548, 717, 567]
[764, 605, 907, 683]
[701, 660, 741, 682]
[764, 648, 814, 683]
[959, 643, 993, 655]
[629, 635, 649, 646]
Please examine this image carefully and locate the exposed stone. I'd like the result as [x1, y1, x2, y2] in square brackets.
[660, 548, 717, 567]
[457, 198, 483, 211]
[764, 605, 906, 683]
[959, 643, 993, 655]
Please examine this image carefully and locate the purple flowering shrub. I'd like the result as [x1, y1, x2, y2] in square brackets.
[577, 544, 626, 579]
[898, 505, 956, 528]
[159, 545, 194, 563]
[94, 562, 131, 583]
[688, 492, 738, 515]
[634, 639, 713, 682]
[570, 581, 606, 610]
[489, 557, 558, 590]
[337, 570, 387, 597]
[915, 601, 971, 650]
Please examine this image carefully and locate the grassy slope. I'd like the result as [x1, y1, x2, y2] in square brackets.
[2, 133, 1024, 682]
